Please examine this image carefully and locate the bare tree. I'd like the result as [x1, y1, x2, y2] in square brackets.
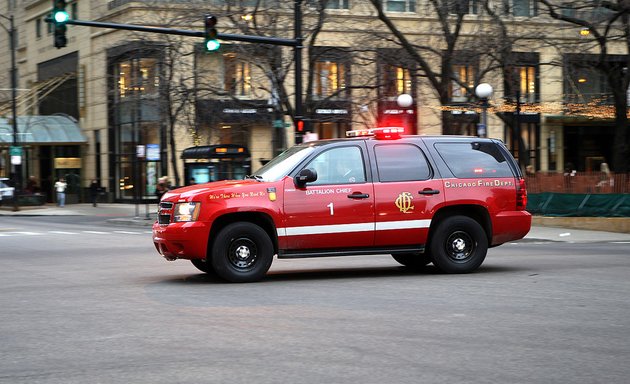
[539, 0, 630, 173]
[365, 0, 514, 134]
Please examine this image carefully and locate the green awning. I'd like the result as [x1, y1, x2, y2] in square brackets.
[0, 115, 87, 145]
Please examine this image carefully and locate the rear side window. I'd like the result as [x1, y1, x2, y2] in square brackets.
[374, 144, 431, 182]
[435, 142, 514, 178]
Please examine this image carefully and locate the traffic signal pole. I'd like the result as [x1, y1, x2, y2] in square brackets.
[45, 2, 305, 144]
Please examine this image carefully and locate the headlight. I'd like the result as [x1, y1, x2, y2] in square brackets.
[173, 202, 201, 222]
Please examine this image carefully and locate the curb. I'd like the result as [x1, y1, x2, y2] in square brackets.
[532, 216, 630, 234]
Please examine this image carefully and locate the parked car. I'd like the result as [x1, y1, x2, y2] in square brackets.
[0, 178, 15, 204]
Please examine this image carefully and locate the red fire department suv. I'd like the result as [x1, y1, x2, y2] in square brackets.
[153, 128, 531, 282]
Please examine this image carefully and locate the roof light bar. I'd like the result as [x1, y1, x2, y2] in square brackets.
[345, 127, 404, 139]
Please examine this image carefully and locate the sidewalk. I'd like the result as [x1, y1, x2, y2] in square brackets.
[2, 203, 630, 242]
[0, 203, 156, 225]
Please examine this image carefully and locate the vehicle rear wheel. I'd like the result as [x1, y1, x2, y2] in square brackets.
[429, 216, 488, 274]
[392, 253, 432, 269]
[210, 222, 274, 283]
[190, 258, 215, 274]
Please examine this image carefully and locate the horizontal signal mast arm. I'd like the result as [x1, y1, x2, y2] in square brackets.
[43, 17, 299, 47]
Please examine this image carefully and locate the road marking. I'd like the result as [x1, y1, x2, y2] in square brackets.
[113, 231, 142, 235]
[82, 231, 109, 234]
[49, 231, 78, 235]
[14, 231, 42, 235]
[611, 241, 630, 244]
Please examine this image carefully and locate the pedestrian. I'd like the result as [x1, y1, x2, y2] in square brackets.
[25, 176, 39, 194]
[156, 176, 168, 202]
[89, 179, 100, 207]
[54, 178, 67, 207]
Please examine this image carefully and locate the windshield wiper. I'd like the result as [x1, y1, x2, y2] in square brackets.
[245, 175, 264, 181]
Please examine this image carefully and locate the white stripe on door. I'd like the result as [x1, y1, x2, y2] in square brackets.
[277, 219, 430, 237]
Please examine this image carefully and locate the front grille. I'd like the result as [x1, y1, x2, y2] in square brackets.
[158, 214, 171, 225]
[160, 201, 174, 209]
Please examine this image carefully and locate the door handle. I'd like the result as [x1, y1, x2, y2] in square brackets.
[347, 193, 370, 199]
[418, 189, 440, 195]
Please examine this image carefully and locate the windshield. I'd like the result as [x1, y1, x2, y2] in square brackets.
[251, 145, 316, 182]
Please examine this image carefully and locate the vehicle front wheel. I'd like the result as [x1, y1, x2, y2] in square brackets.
[392, 253, 432, 269]
[210, 222, 274, 283]
[429, 216, 488, 274]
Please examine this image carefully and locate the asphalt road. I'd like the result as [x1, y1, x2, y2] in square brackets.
[1, 216, 629, 384]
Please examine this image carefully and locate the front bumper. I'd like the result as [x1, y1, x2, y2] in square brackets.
[152, 221, 211, 261]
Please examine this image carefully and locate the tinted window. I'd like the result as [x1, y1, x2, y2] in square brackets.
[375, 144, 431, 182]
[435, 142, 514, 178]
[305, 146, 366, 185]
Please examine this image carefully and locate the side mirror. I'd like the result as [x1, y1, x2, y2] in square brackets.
[295, 168, 317, 187]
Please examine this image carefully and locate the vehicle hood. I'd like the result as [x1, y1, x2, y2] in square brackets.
[162, 179, 264, 201]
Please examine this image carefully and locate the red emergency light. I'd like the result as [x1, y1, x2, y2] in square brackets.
[345, 127, 404, 140]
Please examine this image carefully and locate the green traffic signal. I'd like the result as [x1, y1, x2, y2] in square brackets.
[53, 10, 70, 24]
[52, 0, 69, 48]
[206, 39, 220, 52]
[204, 15, 220, 52]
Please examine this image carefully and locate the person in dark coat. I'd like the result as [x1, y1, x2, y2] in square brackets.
[89, 179, 100, 207]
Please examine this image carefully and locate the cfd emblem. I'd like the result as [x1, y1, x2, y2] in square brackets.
[395, 192, 414, 213]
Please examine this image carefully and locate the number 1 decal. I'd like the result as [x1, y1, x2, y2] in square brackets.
[327, 202, 334, 216]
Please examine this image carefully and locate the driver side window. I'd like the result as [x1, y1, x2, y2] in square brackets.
[305, 146, 366, 185]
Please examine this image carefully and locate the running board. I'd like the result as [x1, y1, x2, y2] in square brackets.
[278, 246, 425, 259]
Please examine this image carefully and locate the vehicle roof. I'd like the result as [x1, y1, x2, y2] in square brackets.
[302, 134, 493, 146]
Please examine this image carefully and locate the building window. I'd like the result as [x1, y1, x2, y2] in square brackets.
[505, 65, 537, 103]
[449, 0, 478, 15]
[561, 2, 614, 22]
[565, 64, 610, 104]
[116, 58, 160, 100]
[382, 64, 412, 98]
[386, 0, 416, 12]
[504, 0, 537, 17]
[450, 64, 475, 102]
[314, 60, 347, 99]
[224, 53, 252, 97]
[36, 18, 42, 39]
[307, 0, 349, 9]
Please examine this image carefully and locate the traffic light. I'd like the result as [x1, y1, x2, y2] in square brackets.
[204, 15, 220, 52]
[52, 0, 69, 49]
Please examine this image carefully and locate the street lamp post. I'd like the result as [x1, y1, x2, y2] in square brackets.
[475, 83, 493, 138]
[396, 93, 413, 133]
[1, 14, 20, 211]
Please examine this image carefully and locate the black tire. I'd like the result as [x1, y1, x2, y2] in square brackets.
[210, 222, 274, 283]
[190, 258, 215, 274]
[392, 253, 432, 269]
[429, 216, 488, 274]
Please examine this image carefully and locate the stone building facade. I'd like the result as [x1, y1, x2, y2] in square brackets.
[0, 0, 626, 203]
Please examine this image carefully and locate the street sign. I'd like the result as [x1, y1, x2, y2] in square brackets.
[136, 145, 146, 158]
[10, 146, 22, 165]
[477, 124, 486, 137]
[146, 144, 160, 161]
